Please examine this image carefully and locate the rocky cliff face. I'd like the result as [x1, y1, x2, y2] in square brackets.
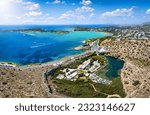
[102, 39, 150, 98]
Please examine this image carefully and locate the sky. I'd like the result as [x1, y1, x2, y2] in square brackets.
[0, 0, 150, 25]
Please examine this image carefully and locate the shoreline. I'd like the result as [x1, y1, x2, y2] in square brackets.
[0, 27, 112, 69]
[0, 62, 18, 68]
[0, 51, 93, 70]
[0, 38, 131, 98]
[0, 31, 111, 69]
[0, 29, 128, 98]
[0, 30, 110, 68]
[0, 25, 150, 97]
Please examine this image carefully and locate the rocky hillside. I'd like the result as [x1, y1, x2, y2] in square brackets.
[0, 67, 50, 98]
[101, 40, 150, 63]
[121, 61, 150, 98]
[101, 39, 150, 97]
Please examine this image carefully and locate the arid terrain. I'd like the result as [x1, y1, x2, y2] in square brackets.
[101, 39, 150, 98]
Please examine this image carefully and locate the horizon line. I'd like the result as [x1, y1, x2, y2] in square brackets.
[0, 23, 147, 26]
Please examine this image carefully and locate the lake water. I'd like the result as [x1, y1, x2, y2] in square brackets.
[97, 56, 124, 79]
[106, 56, 124, 78]
[0, 25, 108, 65]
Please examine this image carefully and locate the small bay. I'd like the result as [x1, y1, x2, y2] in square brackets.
[0, 26, 108, 65]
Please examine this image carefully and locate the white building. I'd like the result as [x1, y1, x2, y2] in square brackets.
[78, 59, 91, 69]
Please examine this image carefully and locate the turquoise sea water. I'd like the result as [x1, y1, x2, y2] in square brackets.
[0, 25, 108, 65]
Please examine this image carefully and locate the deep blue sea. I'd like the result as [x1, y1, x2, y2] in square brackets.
[0, 25, 109, 65]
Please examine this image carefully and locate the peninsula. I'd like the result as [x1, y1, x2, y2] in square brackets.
[0, 23, 150, 98]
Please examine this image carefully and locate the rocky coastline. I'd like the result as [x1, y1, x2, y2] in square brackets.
[1, 24, 150, 98]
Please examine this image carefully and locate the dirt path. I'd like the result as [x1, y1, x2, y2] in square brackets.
[90, 83, 121, 98]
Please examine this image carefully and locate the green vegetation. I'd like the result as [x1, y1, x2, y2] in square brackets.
[96, 67, 109, 80]
[49, 30, 70, 34]
[91, 55, 107, 65]
[50, 53, 125, 98]
[51, 54, 107, 77]
[132, 80, 140, 86]
[51, 77, 126, 98]
[3, 28, 70, 34]
[51, 67, 64, 78]
[74, 27, 91, 31]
